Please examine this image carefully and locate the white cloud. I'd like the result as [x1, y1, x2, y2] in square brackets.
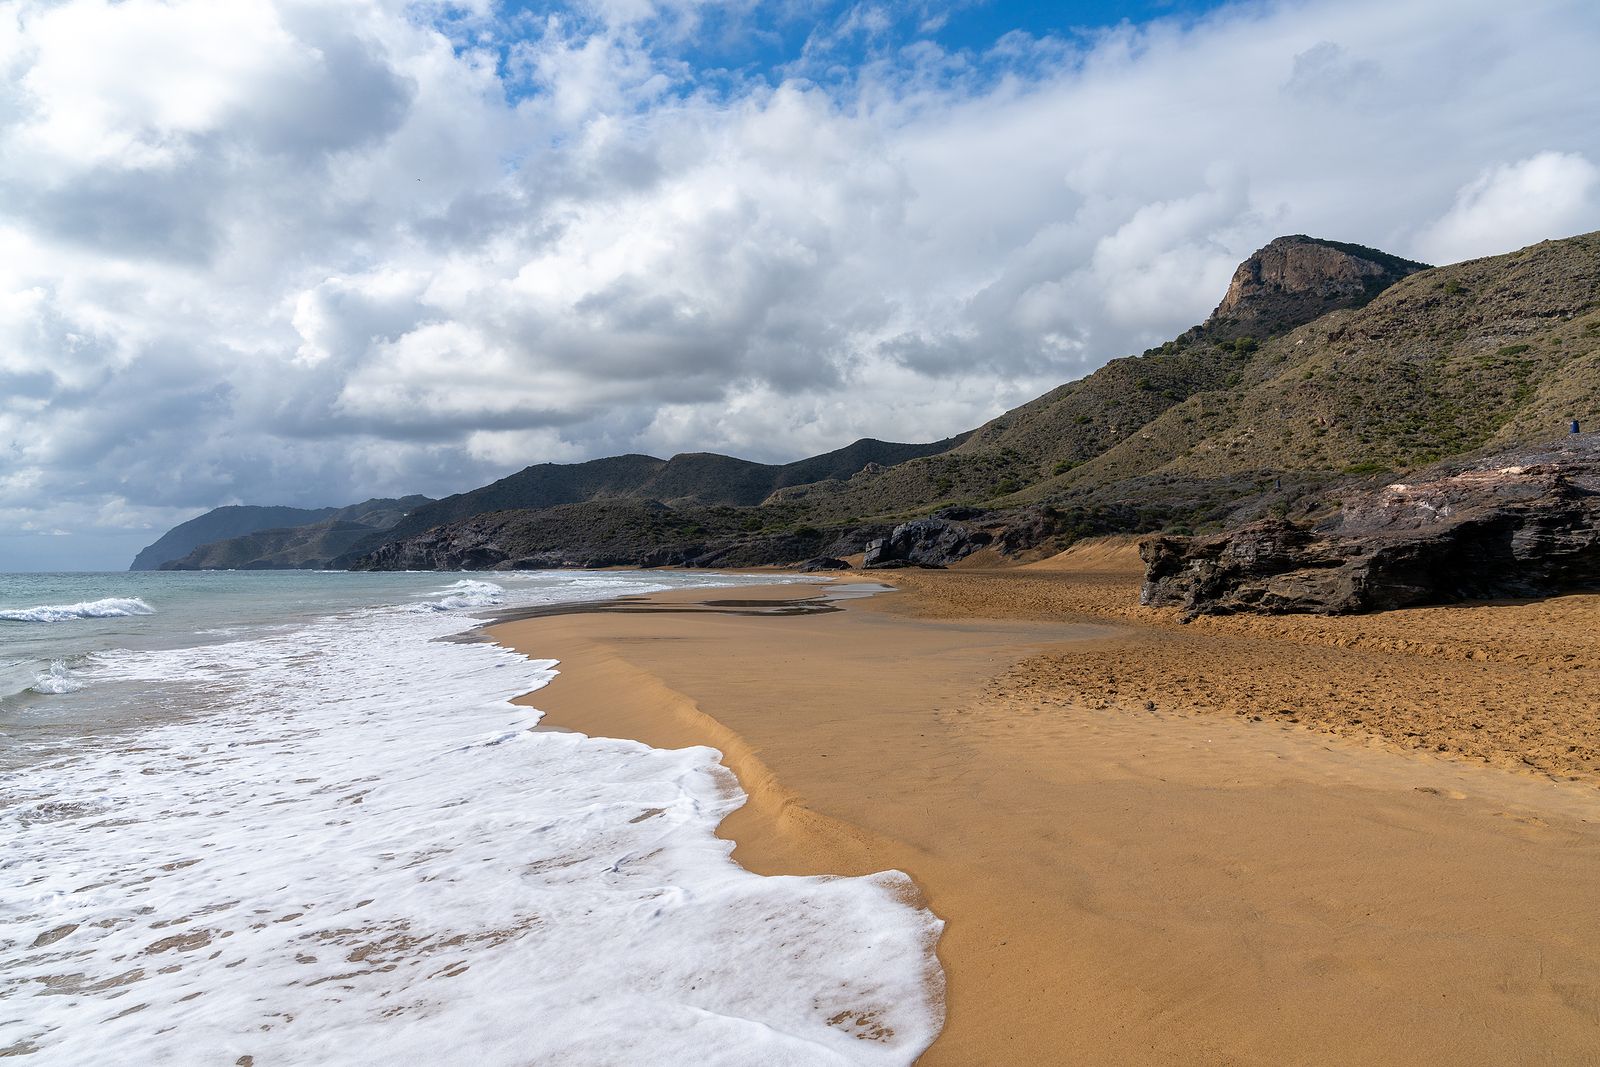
[1416, 151, 1600, 265]
[1, 0, 1598, 567]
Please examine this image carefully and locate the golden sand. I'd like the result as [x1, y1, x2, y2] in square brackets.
[488, 548, 1600, 1065]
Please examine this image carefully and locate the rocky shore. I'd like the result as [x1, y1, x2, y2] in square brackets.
[1141, 436, 1600, 618]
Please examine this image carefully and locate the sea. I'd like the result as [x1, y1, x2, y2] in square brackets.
[0, 570, 944, 1065]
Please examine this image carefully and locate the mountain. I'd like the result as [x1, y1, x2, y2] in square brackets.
[1023, 231, 1598, 512]
[130, 505, 342, 570]
[157, 497, 433, 570]
[139, 230, 1598, 575]
[352, 231, 1598, 570]
[756, 236, 1431, 524]
[333, 435, 969, 563]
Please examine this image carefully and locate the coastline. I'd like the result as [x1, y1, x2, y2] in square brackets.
[486, 555, 1600, 1065]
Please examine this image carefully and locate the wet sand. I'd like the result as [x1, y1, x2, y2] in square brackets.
[487, 552, 1600, 1065]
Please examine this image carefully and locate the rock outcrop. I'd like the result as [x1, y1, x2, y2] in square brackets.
[797, 557, 852, 572]
[1141, 437, 1600, 618]
[1206, 235, 1429, 336]
[864, 515, 992, 568]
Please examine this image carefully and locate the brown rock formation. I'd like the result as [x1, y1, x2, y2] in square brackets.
[1140, 436, 1600, 618]
[1208, 235, 1429, 334]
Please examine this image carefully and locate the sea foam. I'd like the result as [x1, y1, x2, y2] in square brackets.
[414, 579, 507, 611]
[0, 597, 155, 623]
[28, 659, 87, 694]
[1, 580, 943, 1064]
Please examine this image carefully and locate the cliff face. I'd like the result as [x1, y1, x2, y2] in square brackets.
[1140, 436, 1600, 617]
[1207, 235, 1429, 334]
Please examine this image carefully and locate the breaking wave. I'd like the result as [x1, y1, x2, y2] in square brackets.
[1, 578, 943, 1063]
[0, 598, 156, 623]
[29, 659, 87, 694]
[416, 580, 507, 612]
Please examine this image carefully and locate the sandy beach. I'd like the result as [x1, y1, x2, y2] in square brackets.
[488, 547, 1600, 1066]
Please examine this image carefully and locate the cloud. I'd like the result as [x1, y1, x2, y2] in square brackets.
[1, 0, 1598, 567]
[1416, 151, 1600, 265]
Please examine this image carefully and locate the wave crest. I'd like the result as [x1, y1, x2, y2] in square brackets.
[416, 580, 506, 612]
[0, 597, 156, 623]
[30, 660, 88, 694]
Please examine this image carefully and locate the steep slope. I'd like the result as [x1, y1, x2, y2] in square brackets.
[160, 496, 432, 570]
[768, 236, 1430, 524]
[130, 505, 340, 570]
[1026, 231, 1600, 513]
[326, 230, 1600, 573]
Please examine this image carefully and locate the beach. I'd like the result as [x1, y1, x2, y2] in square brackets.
[2, 571, 945, 1065]
[490, 544, 1600, 1066]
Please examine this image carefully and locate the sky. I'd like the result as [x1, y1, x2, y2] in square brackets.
[2, 0, 1598, 570]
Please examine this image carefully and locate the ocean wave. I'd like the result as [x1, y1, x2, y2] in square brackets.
[29, 659, 87, 694]
[415, 579, 506, 612]
[1, 572, 940, 1063]
[0, 597, 155, 623]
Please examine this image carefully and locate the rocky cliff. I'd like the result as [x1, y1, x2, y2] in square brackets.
[1140, 436, 1600, 617]
[1206, 235, 1428, 335]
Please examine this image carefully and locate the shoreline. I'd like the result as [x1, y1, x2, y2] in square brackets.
[487, 559, 1600, 1065]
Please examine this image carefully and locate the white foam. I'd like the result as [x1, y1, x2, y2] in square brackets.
[415, 579, 508, 612]
[28, 659, 86, 694]
[1, 578, 943, 1064]
[0, 597, 155, 623]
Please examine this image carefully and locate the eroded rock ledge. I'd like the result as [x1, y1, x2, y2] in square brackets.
[1140, 437, 1600, 618]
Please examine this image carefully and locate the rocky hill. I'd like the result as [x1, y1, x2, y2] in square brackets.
[153, 497, 433, 570]
[138, 230, 1599, 581]
[353, 501, 892, 572]
[130, 505, 342, 570]
[760, 236, 1431, 525]
[332, 435, 967, 563]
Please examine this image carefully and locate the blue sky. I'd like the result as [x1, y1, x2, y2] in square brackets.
[2, 0, 1598, 569]
[508, 0, 1234, 76]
